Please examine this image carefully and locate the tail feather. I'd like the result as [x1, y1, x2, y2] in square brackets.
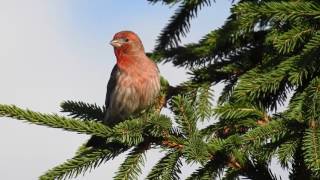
[86, 135, 106, 148]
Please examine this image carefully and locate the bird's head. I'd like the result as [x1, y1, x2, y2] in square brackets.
[110, 31, 145, 55]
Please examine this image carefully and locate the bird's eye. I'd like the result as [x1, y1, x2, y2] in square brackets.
[123, 38, 129, 42]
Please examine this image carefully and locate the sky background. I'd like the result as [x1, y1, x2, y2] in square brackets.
[0, 1, 286, 179]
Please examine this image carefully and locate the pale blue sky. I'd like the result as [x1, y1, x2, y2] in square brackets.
[0, 1, 287, 180]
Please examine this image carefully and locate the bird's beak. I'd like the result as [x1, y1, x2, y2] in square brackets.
[110, 39, 122, 48]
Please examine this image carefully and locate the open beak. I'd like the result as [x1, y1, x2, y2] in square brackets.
[110, 40, 122, 48]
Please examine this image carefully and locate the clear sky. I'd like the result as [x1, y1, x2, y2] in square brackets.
[0, 0, 276, 179]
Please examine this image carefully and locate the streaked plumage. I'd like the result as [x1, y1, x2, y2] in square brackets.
[104, 31, 160, 124]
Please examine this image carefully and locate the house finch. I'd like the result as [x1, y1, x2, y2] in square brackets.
[104, 31, 160, 124]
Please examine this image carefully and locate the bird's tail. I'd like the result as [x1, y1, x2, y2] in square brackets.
[86, 135, 106, 148]
[103, 110, 120, 126]
[88, 112, 119, 148]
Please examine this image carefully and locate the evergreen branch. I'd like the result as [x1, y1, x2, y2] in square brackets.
[218, 79, 237, 104]
[214, 103, 264, 121]
[183, 132, 210, 164]
[145, 151, 182, 180]
[113, 118, 146, 146]
[234, 2, 320, 31]
[146, 114, 173, 137]
[189, 31, 270, 85]
[166, 81, 205, 101]
[150, 29, 266, 69]
[288, 32, 320, 85]
[161, 139, 184, 151]
[0, 104, 111, 137]
[290, 144, 313, 179]
[302, 128, 320, 176]
[259, 2, 320, 22]
[200, 124, 218, 139]
[272, 26, 314, 54]
[189, 55, 242, 84]
[222, 167, 241, 180]
[40, 147, 125, 180]
[114, 142, 149, 180]
[240, 160, 279, 180]
[150, 30, 218, 66]
[74, 143, 90, 156]
[302, 31, 320, 54]
[60, 101, 105, 121]
[251, 132, 301, 163]
[112, 114, 172, 146]
[283, 90, 305, 121]
[195, 84, 214, 121]
[241, 119, 293, 149]
[160, 127, 185, 151]
[147, 0, 182, 5]
[288, 55, 320, 87]
[208, 137, 231, 154]
[289, 32, 320, 86]
[186, 155, 226, 180]
[302, 77, 320, 126]
[155, 0, 212, 50]
[231, 2, 263, 36]
[277, 139, 299, 168]
[233, 55, 297, 110]
[171, 95, 197, 136]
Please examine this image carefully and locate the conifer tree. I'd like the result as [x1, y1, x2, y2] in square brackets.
[1, 0, 320, 179]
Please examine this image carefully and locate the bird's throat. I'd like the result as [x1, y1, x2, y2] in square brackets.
[115, 53, 139, 73]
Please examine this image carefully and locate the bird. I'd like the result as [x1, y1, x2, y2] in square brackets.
[103, 31, 160, 125]
[86, 31, 160, 148]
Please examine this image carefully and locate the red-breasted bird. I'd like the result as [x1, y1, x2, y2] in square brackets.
[104, 31, 160, 124]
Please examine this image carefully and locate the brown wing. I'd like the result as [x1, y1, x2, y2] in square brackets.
[87, 65, 120, 147]
[105, 65, 119, 109]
